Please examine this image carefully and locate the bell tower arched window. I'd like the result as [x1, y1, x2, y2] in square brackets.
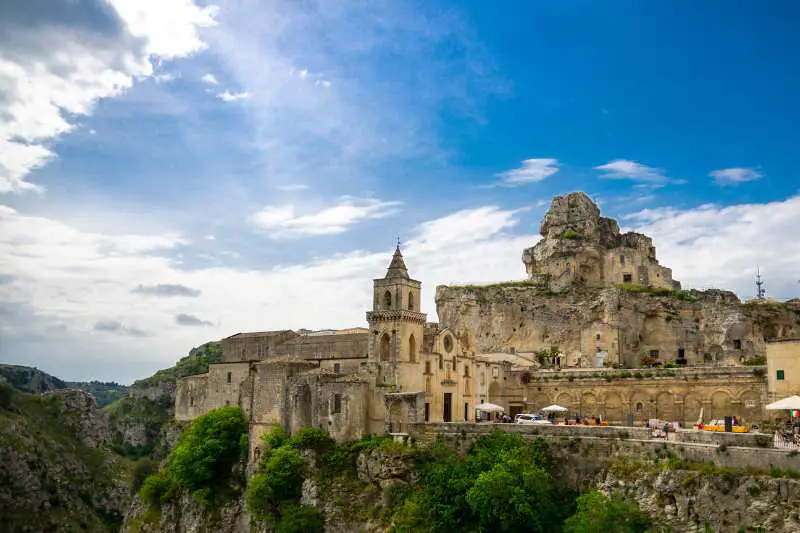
[409, 334, 417, 362]
[380, 333, 391, 361]
[408, 291, 414, 310]
[384, 290, 392, 309]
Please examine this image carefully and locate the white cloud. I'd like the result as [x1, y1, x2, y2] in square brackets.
[276, 184, 310, 192]
[106, 0, 219, 59]
[251, 197, 401, 239]
[201, 73, 219, 85]
[595, 159, 670, 186]
[624, 195, 800, 300]
[495, 158, 559, 186]
[217, 90, 252, 102]
[0, 0, 217, 194]
[709, 167, 763, 186]
[154, 72, 177, 84]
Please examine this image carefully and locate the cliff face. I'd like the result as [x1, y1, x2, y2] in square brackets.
[599, 468, 800, 533]
[435, 283, 800, 367]
[0, 386, 131, 533]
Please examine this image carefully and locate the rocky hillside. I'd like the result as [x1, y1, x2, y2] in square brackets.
[0, 363, 67, 393]
[107, 342, 221, 459]
[436, 282, 800, 367]
[0, 384, 133, 533]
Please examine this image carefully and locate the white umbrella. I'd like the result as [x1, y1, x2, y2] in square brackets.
[475, 402, 505, 413]
[766, 395, 800, 410]
[541, 404, 568, 413]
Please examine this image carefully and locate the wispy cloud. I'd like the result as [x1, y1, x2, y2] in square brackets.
[217, 90, 251, 102]
[495, 159, 559, 187]
[94, 320, 149, 337]
[133, 284, 201, 297]
[201, 73, 219, 85]
[251, 197, 401, 239]
[175, 313, 213, 327]
[0, 0, 217, 194]
[709, 167, 763, 186]
[276, 184, 310, 192]
[594, 159, 671, 187]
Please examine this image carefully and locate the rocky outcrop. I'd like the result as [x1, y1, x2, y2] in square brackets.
[124, 492, 250, 533]
[0, 387, 130, 532]
[44, 389, 110, 448]
[436, 283, 800, 367]
[599, 469, 800, 533]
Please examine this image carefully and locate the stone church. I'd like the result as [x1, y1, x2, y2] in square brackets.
[175, 245, 490, 446]
[175, 192, 799, 445]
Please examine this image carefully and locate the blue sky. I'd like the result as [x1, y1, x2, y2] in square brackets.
[1, 0, 798, 383]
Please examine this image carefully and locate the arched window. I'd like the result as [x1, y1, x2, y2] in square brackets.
[408, 291, 414, 310]
[384, 290, 392, 309]
[380, 333, 391, 361]
[409, 334, 417, 362]
[443, 335, 453, 353]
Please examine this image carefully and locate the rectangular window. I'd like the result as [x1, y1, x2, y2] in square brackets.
[623, 273, 633, 283]
[777, 370, 785, 381]
[649, 350, 659, 358]
[464, 403, 469, 421]
[619, 254, 625, 265]
[425, 361, 431, 374]
[333, 363, 340, 373]
[438, 355, 443, 370]
[227, 371, 232, 383]
[333, 394, 342, 414]
[424, 402, 430, 422]
[733, 339, 742, 350]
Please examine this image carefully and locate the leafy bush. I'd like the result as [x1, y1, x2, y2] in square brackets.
[563, 490, 651, 533]
[562, 228, 581, 240]
[744, 356, 766, 366]
[131, 459, 159, 493]
[263, 425, 289, 451]
[156, 406, 247, 505]
[275, 502, 324, 533]
[0, 382, 14, 410]
[139, 472, 175, 506]
[289, 426, 334, 453]
[246, 445, 306, 519]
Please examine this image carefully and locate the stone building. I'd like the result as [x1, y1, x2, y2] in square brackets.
[175, 191, 800, 443]
[175, 246, 487, 449]
[766, 338, 800, 402]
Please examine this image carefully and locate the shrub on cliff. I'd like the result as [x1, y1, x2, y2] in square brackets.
[0, 382, 14, 410]
[563, 490, 651, 533]
[275, 503, 324, 533]
[246, 445, 306, 519]
[139, 406, 247, 507]
[289, 426, 335, 453]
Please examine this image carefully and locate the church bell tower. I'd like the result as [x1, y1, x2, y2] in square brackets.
[366, 244, 426, 381]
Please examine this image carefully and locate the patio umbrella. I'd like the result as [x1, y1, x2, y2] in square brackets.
[475, 402, 505, 413]
[540, 404, 568, 413]
[766, 395, 800, 410]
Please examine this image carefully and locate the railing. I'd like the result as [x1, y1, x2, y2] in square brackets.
[773, 431, 800, 450]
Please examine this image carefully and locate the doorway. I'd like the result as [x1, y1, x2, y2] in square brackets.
[443, 393, 452, 422]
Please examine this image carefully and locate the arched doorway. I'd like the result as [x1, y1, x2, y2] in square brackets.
[603, 392, 623, 424]
[380, 333, 391, 361]
[388, 400, 409, 434]
[488, 381, 502, 405]
[630, 392, 653, 423]
[554, 392, 573, 414]
[738, 390, 761, 423]
[683, 393, 703, 425]
[656, 392, 674, 421]
[409, 334, 417, 363]
[710, 391, 733, 420]
[581, 393, 598, 418]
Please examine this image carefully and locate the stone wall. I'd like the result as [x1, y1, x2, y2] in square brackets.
[174, 374, 209, 421]
[413, 423, 800, 474]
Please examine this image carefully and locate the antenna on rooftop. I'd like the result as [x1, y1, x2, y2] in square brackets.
[755, 266, 766, 300]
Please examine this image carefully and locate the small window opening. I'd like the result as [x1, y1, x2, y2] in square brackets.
[333, 394, 342, 414]
[733, 339, 742, 350]
[384, 290, 392, 308]
[777, 370, 785, 381]
[333, 363, 340, 373]
[408, 291, 414, 310]
[623, 273, 633, 283]
[227, 371, 232, 383]
[424, 402, 430, 422]
[425, 361, 431, 374]
[619, 254, 625, 265]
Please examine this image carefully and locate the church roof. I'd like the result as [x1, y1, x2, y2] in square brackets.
[385, 245, 409, 280]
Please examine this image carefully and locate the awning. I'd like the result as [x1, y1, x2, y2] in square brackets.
[766, 395, 800, 410]
[540, 404, 568, 413]
[475, 402, 505, 413]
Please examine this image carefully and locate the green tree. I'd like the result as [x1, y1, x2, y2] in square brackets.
[563, 490, 652, 533]
[245, 444, 306, 519]
[275, 502, 324, 533]
[167, 406, 247, 498]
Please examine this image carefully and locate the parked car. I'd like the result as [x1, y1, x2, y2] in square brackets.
[515, 414, 552, 425]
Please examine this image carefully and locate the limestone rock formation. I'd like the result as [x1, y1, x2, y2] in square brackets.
[43, 388, 110, 448]
[522, 192, 677, 291]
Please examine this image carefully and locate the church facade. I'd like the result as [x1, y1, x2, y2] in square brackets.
[174, 246, 498, 448]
